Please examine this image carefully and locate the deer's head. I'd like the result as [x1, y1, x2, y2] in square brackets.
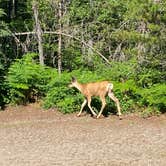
[68, 76, 77, 88]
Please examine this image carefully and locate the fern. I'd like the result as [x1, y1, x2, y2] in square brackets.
[6, 53, 56, 104]
[138, 84, 166, 111]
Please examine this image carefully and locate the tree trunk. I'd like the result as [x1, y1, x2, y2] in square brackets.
[32, 1, 44, 65]
[8, 0, 16, 20]
[57, 1, 62, 74]
[11, 0, 15, 18]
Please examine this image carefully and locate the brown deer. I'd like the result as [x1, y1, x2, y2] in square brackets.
[69, 77, 122, 119]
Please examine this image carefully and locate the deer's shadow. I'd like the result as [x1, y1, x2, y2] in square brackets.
[83, 97, 117, 117]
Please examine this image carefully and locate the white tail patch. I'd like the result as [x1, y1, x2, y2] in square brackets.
[107, 83, 113, 91]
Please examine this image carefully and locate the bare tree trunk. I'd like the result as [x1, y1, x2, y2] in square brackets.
[86, 39, 93, 65]
[111, 42, 122, 61]
[81, 21, 86, 56]
[8, 0, 16, 19]
[137, 42, 145, 64]
[11, 0, 15, 18]
[57, 1, 62, 74]
[32, 1, 44, 65]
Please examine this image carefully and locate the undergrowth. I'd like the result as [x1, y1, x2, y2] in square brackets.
[5, 53, 166, 115]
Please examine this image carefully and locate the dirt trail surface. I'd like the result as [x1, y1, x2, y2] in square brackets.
[0, 104, 166, 166]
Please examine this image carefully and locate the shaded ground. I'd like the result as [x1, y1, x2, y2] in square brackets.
[0, 104, 166, 166]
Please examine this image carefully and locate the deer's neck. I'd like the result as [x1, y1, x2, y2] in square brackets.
[75, 82, 84, 93]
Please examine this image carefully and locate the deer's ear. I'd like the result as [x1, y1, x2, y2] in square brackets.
[71, 76, 77, 82]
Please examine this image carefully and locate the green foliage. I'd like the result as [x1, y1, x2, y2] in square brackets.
[6, 53, 56, 104]
[43, 64, 136, 114]
[4, 53, 166, 115]
[0, 8, 9, 36]
[1, 0, 166, 116]
[114, 80, 166, 114]
[138, 84, 166, 112]
[0, 62, 5, 109]
[43, 71, 84, 113]
[135, 68, 163, 87]
[43, 59, 165, 115]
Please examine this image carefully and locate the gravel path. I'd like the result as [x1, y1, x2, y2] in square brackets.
[0, 104, 166, 166]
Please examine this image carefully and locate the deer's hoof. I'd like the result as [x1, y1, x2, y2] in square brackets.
[77, 114, 81, 117]
[91, 114, 97, 118]
[96, 115, 100, 119]
[119, 115, 122, 120]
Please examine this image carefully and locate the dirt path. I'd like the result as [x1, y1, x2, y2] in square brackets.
[0, 104, 166, 166]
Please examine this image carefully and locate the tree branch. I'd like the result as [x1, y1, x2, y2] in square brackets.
[12, 33, 28, 52]
[13, 31, 111, 65]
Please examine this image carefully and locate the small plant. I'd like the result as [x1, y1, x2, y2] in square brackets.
[138, 84, 166, 113]
[141, 107, 161, 118]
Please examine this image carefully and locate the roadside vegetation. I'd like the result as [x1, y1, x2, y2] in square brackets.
[0, 0, 165, 116]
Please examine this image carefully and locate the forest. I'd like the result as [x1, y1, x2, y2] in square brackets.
[0, 0, 165, 116]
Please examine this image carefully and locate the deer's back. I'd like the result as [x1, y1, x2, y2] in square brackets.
[83, 81, 110, 97]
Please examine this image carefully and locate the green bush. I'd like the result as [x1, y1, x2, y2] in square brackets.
[0, 63, 6, 109]
[43, 69, 133, 114]
[6, 53, 56, 104]
[5, 54, 165, 116]
[138, 84, 166, 113]
[114, 80, 166, 114]
[43, 71, 84, 113]
[43, 66, 166, 115]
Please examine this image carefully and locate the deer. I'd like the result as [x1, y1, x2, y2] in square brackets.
[68, 77, 122, 119]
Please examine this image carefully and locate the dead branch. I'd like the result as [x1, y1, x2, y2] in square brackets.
[12, 33, 28, 52]
[13, 31, 111, 65]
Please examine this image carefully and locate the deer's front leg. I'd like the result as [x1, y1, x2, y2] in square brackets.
[87, 97, 97, 117]
[77, 99, 87, 117]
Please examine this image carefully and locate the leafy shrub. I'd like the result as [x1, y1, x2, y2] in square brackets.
[112, 80, 138, 113]
[5, 54, 165, 116]
[6, 53, 56, 104]
[94, 60, 136, 82]
[43, 71, 84, 113]
[135, 67, 163, 88]
[114, 80, 166, 114]
[43, 69, 133, 114]
[138, 84, 166, 113]
[0, 63, 6, 109]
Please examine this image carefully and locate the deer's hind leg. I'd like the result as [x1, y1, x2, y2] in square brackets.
[97, 96, 106, 119]
[108, 92, 122, 117]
